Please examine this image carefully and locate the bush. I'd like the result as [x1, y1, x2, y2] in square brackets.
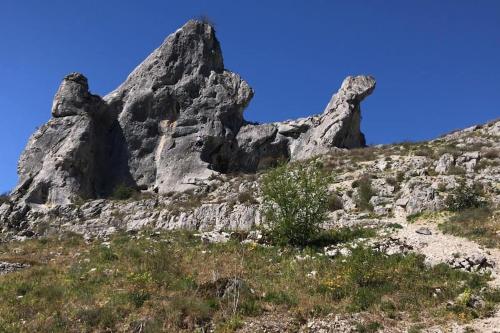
[327, 193, 343, 211]
[445, 182, 485, 212]
[385, 176, 400, 191]
[439, 207, 498, 248]
[261, 161, 330, 246]
[237, 191, 258, 205]
[0, 192, 10, 205]
[447, 165, 466, 175]
[111, 184, 137, 200]
[482, 148, 499, 159]
[355, 175, 374, 211]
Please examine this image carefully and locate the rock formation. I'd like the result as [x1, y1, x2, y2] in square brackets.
[3, 19, 375, 226]
[233, 75, 375, 171]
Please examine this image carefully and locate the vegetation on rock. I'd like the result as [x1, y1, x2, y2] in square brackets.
[439, 207, 500, 248]
[111, 184, 138, 201]
[0, 192, 10, 205]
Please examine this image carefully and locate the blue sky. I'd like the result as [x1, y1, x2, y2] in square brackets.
[1, 1, 499, 193]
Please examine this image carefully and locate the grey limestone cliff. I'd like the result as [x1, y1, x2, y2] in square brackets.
[2, 20, 375, 229]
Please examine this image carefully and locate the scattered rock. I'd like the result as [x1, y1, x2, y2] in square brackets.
[299, 313, 363, 333]
[416, 227, 432, 235]
[435, 153, 455, 174]
[324, 245, 353, 258]
[447, 253, 495, 273]
[370, 237, 414, 256]
[0, 262, 29, 275]
[197, 231, 231, 244]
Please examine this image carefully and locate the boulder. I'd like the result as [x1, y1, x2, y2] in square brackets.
[435, 153, 454, 174]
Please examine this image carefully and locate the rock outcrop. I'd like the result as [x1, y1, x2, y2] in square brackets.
[2, 19, 375, 228]
[13, 73, 113, 206]
[232, 75, 375, 171]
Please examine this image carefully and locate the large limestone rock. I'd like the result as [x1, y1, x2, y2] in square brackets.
[12, 73, 112, 206]
[104, 20, 253, 192]
[4, 19, 375, 226]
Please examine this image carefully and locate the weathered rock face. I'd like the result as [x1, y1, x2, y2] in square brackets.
[12, 73, 112, 207]
[5, 19, 375, 221]
[231, 75, 376, 171]
[105, 20, 253, 192]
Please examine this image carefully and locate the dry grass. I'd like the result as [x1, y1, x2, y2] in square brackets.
[0, 230, 498, 332]
[439, 208, 500, 248]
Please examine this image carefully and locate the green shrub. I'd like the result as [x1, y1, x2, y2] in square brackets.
[447, 165, 466, 175]
[396, 171, 405, 183]
[0, 192, 10, 205]
[327, 193, 343, 211]
[445, 182, 485, 212]
[111, 184, 137, 200]
[237, 191, 258, 205]
[385, 176, 400, 192]
[309, 227, 376, 248]
[356, 321, 383, 333]
[261, 161, 330, 246]
[355, 175, 375, 211]
[482, 148, 499, 159]
[128, 290, 150, 308]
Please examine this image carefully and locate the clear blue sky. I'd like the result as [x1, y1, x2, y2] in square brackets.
[1, 1, 499, 193]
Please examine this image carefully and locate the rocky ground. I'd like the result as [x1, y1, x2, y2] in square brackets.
[2, 118, 497, 240]
[0, 119, 498, 332]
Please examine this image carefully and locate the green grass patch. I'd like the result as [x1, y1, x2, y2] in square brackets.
[439, 208, 499, 248]
[0, 230, 497, 331]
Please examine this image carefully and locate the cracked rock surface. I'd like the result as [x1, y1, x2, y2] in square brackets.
[4, 20, 375, 227]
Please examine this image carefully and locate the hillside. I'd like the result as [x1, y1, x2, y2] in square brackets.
[0, 19, 499, 333]
[1, 118, 499, 332]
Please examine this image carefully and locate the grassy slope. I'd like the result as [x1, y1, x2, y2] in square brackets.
[0, 230, 499, 332]
[439, 208, 500, 249]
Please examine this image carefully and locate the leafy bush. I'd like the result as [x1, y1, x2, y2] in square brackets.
[355, 175, 374, 211]
[385, 176, 400, 191]
[237, 191, 258, 205]
[309, 227, 376, 248]
[482, 148, 499, 159]
[327, 193, 343, 211]
[447, 165, 466, 175]
[445, 182, 484, 212]
[261, 162, 330, 246]
[356, 321, 383, 333]
[111, 184, 137, 200]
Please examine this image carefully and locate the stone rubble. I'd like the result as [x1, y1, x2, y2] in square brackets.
[447, 253, 496, 273]
[0, 261, 29, 275]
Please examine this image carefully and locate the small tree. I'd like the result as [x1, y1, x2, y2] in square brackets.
[261, 161, 330, 246]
